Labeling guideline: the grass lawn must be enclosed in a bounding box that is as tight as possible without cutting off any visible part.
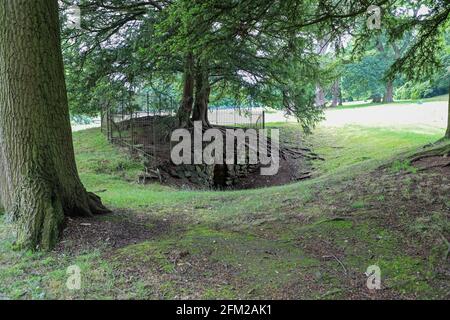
[336,94,449,110]
[0,120,448,300]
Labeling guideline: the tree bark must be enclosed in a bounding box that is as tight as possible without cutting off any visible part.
[331,80,340,107]
[445,86,450,139]
[372,95,382,103]
[383,80,394,103]
[315,85,326,107]
[192,67,211,126]
[0,0,109,251]
[177,53,195,127]
[376,38,394,104]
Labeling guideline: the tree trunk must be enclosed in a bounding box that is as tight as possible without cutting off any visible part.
[192,68,211,126]
[331,80,340,107]
[177,53,195,127]
[315,85,326,107]
[445,87,450,139]
[372,95,382,103]
[314,38,329,108]
[0,0,109,251]
[383,80,394,103]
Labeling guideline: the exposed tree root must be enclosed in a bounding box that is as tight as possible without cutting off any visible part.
[410,144,450,163]
[281,146,325,161]
[67,190,111,218]
[416,161,450,172]
[87,192,112,215]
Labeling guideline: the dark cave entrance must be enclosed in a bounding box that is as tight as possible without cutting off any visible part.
[213,164,228,188]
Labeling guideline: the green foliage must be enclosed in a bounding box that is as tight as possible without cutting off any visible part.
[395,81,433,100]
[395,29,450,100]
[342,52,390,101]
[385,4,449,82]
[343,3,449,104]
[60,0,450,127]
[61,0,395,131]
[70,114,93,125]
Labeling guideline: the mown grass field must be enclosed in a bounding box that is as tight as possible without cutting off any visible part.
[337,94,449,110]
[0,116,449,299]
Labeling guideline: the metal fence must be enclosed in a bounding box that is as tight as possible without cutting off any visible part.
[101,102,265,168]
[208,106,265,128]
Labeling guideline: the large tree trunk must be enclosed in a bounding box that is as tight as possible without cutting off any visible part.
[192,68,211,127]
[376,38,394,104]
[0,0,109,251]
[331,80,340,107]
[177,53,195,127]
[383,80,394,103]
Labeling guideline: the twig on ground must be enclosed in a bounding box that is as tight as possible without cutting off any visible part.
[440,234,450,261]
[323,254,348,275]
[319,288,344,298]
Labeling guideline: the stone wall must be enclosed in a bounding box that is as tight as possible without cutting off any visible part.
[162,162,259,189]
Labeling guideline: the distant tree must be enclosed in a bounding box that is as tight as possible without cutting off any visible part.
[342,53,389,102]
[331,79,343,107]
[374,0,449,138]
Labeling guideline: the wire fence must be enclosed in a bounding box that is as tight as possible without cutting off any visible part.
[101,96,265,168]
[208,106,265,128]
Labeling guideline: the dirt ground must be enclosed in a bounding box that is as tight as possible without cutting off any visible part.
[130,122,318,190]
